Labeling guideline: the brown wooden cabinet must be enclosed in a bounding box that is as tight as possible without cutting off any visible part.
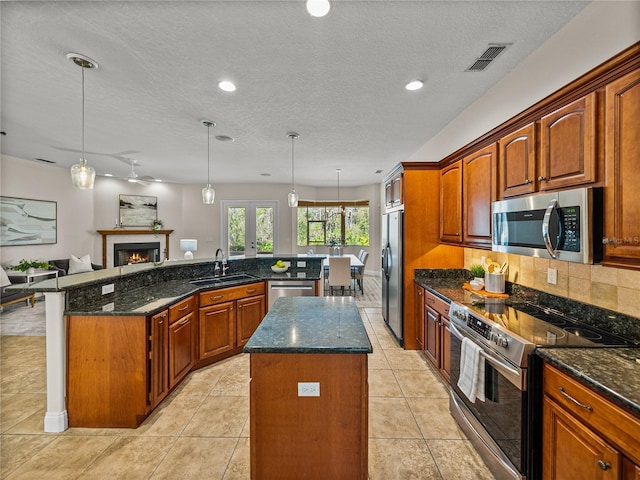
[198,282,266,362]
[463,143,497,246]
[413,283,425,351]
[149,310,169,408]
[499,123,537,198]
[603,69,640,267]
[421,289,452,380]
[543,362,640,480]
[384,168,403,208]
[168,296,197,388]
[539,93,597,191]
[440,160,462,243]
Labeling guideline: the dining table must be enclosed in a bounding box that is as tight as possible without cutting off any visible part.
[322,254,364,295]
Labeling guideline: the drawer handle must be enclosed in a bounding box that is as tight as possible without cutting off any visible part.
[425,297,435,304]
[559,386,593,411]
[178,318,189,326]
[597,460,611,471]
[246,288,257,294]
[178,305,189,311]
[210,295,224,301]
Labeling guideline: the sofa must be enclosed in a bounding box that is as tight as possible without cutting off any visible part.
[49,258,103,276]
[0,266,35,308]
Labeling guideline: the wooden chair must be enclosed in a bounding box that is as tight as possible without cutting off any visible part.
[328,256,353,296]
[352,251,369,294]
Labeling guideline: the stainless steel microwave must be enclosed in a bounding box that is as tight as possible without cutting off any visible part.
[492,187,603,264]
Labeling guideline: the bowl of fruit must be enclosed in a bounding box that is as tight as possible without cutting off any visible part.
[271,260,288,273]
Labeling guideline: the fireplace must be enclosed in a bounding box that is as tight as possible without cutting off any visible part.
[114,242,161,267]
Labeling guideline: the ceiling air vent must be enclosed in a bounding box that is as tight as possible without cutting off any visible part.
[34,158,56,164]
[466,43,511,72]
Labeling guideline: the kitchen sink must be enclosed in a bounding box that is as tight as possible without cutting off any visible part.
[190,273,259,287]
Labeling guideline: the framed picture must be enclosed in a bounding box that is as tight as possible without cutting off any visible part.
[0,196,57,246]
[119,194,158,227]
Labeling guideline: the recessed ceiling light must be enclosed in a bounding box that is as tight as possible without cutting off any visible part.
[405,80,424,91]
[306,0,330,17]
[216,135,235,142]
[218,80,236,92]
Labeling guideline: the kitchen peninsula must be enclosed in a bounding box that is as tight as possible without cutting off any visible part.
[244,296,372,480]
[20,256,324,432]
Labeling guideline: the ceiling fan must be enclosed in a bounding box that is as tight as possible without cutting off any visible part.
[114,159,157,186]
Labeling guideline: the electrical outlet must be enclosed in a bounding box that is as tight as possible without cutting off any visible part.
[547,268,557,285]
[480,256,486,266]
[102,283,115,295]
[102,302,115,312]
[298,382,320,397]
[283,261,291,267]
[297,261,306,268]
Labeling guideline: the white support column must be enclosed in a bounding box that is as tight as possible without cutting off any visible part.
[43,291,68,432]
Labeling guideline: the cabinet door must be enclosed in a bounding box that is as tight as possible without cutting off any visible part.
[149,310,169,408]
[539,93,597,191]
[499,123,536,198]
[463,143,497,246]
[384,180,393,207]
[603,69,640,266]
[414,283,425,351]
[440,316,451,383]
[236,294,266,347]
[543,396,621,480]
[169,312,196,388]
[199,301,235,360]
[623,458,640,480]
[424,305,440,367]
[392,175,403,205]
[440,160,462,243]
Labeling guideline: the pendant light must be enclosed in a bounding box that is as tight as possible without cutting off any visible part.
[336,168,345,214]
[287,132,300,207]
[201,120,216,204]
[67,53,98,190]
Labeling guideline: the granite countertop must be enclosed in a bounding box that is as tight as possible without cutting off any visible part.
[536,347,640,417]
[244,297,373,354]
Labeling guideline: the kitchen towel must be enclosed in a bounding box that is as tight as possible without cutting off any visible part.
[457,337,485,403]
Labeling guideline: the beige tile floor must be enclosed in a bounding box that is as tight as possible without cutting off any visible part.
[1,301,495,479]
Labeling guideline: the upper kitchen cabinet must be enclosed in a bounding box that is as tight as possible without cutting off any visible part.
[498,123,537,198]
[440,160,462,243]
[603,69,640,267]
[463,143,497,247]
[539,93,597,191]
[384,167,403,210]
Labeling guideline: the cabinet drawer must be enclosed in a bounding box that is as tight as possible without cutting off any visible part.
[423,290,450,318]
[543,363,640,464]
[168,295,196,324]
[199,282,265,307]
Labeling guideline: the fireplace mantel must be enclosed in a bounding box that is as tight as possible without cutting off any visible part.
[97,229,174,267]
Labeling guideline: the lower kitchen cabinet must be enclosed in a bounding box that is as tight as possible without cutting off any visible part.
[168,295,197,388]
[198,282,266,363]
[421,286,452,381]
[150,310,170,409]
[414,283,425,351]
[543,362,640,480]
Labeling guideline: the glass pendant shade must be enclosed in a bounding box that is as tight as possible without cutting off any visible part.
[287,190,299,207]
[70,158,96,190]
[202,184,215,204]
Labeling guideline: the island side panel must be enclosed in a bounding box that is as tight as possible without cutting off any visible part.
[249,352,368,480]
[66,315,148,428]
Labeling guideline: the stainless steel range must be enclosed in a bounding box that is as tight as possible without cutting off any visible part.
[448,298,634,480]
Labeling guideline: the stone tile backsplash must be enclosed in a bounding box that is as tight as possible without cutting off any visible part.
[464,248,640,319]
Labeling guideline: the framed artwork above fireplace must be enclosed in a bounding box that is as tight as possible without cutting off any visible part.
[119,195,157,227]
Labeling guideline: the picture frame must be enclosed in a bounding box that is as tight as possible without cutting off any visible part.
[0,196,57,246]
[119,194,158,227]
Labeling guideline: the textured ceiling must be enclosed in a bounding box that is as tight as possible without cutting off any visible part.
[0,1,588,187]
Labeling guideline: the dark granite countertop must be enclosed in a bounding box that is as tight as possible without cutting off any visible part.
[536,347,640,417]
[243,297,373,354]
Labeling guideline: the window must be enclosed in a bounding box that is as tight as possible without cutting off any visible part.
[296,201,369,247]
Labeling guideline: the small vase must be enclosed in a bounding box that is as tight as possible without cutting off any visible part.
[474,276,484,285]
[27,267,36,275]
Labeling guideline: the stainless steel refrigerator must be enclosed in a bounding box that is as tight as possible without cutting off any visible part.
[381,210,403,345]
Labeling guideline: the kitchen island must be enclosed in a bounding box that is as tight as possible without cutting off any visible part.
[244,296,372,480]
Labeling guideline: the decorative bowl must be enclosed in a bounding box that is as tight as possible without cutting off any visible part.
[469,279,484,291]
[271,266,288,273]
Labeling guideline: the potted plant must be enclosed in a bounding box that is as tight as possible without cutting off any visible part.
[13,259,52,274]
[470,264,485,282]
[151,219,163,235]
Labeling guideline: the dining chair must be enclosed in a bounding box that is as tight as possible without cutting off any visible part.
[352,251,369,294]
[328,256,353,296]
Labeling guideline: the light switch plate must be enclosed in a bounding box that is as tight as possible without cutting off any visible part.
[298,382,320,397]
[102,302,115,312]
[102,283,115,295]
[547,268,557,285]
[297,261,306,268]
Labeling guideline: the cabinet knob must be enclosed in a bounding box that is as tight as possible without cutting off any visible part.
[602,237,615,245]
[597,460,611,471]
[525,179,532,184]
[538,176,547,181]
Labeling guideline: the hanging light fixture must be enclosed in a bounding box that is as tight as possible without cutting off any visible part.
[67,53,98,190]
[336,168,344,214]
[287,132,300,207]
[201,120,216,204]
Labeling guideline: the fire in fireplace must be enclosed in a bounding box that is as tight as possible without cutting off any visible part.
[114,242,161,267]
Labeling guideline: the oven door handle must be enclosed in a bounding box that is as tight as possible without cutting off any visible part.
[450,322,522,382]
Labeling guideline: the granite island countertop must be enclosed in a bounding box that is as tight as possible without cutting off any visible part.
[244,296,373,354]
[536,347,640,417]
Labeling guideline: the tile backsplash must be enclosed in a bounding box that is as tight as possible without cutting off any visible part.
[464,248,640,319]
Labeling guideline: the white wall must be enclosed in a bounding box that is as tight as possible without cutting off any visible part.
[409,0,640,162]
[0,154,381,272]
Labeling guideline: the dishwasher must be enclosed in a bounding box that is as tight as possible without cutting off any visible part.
[267,280,317,309]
